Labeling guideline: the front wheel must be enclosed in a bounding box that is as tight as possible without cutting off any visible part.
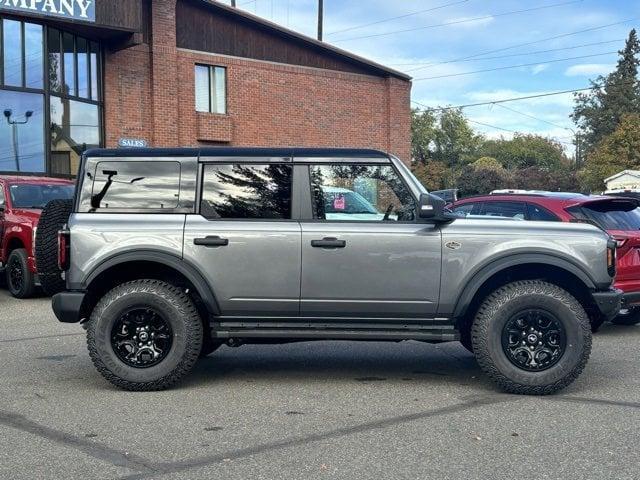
[86,280,203,391]
[6,249,35,298]
[471,280,591,395]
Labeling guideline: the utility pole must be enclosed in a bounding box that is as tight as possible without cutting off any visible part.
[231,0,236,6]
[3,109,33,172]
[317,0,323,41]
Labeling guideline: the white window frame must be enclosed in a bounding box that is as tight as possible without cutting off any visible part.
[195,64,226,114]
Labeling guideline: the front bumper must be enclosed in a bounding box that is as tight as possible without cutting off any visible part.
[592,288,623,321]
[52,291,86,323]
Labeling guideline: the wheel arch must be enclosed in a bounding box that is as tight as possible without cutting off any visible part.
[81,251,220,317]
[452,254,600,325]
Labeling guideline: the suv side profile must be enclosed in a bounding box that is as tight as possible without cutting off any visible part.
[49,148,621,394]
[0,175,75,297]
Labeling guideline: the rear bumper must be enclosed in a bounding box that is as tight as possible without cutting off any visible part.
[592,288,623,321]
[52,291,86,323]
[622,291,640,307]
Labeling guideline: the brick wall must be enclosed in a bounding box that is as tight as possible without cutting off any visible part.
[103,0,412,163]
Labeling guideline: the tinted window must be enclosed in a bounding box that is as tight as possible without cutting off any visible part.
[310,164,415,222]
[482,201,526,220]
[90,161,180,210]
[452,203,476,217]
[573,203,640,230]
[528,204,559,221]
[201,164,292,219]
[9,184,74,209]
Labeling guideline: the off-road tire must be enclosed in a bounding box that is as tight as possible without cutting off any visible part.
[471,280,591,395]
[86,280,203,391]
[6,248,35,298]
[35,199,73,296]
[611,308,640,326]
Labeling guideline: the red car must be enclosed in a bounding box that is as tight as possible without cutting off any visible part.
[0,176,75,298]
[450,191,640,326]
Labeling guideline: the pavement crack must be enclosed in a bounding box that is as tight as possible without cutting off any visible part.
[0,332,84,344]
[119,394,516,480]
[551,396,640,409]
[0,410,157,475]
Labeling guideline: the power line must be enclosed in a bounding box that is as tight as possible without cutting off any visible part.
[413,51,617,81]
[407,18,635,73]
[331,0,583,42]
[492,103,573,131]
[326,0,470,36]
[389,39,623,69]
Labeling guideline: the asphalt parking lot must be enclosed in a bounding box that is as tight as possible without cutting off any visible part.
[1,288,639,480]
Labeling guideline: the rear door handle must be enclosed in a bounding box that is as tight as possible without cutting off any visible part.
[194,236,229,247]
[311,237,346,249]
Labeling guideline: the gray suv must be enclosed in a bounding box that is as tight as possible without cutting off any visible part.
[49,148,621,394]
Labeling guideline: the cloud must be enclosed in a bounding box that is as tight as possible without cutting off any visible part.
[565,63,615,77]
[531,64,549,75]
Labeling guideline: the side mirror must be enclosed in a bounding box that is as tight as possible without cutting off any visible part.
[418,193,452,222]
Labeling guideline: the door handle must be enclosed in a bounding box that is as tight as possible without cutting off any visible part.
[194,236,229,247]
[311,237,346,249]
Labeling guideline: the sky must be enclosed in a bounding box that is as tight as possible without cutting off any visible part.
[227,0,640,151]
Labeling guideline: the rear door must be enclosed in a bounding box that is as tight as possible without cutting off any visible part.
[298,159,441,319]
[183,158,301,317]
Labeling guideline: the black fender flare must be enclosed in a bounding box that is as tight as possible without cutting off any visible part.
[82,250,220,315]
[452,253,598,318]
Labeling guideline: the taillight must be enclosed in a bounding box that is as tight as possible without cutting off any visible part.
[607,239,616,277]
[58,229,70,271]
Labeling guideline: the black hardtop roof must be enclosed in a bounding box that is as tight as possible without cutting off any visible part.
[83,147,390,159]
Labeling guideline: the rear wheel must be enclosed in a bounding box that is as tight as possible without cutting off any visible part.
[35,199,73,296]
[86,279,203,391]
[471,280,591,395]
[6,248,35,298]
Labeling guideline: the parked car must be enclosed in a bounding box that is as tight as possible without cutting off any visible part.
[44,148,620,394]
[603,188,640,201]
[431,188,458,204]
[0,176,75,298]
[450,191,640,326]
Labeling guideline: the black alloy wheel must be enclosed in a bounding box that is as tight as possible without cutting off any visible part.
[110,308,173,368]
[501,309,566,372]
[8,255,24,293]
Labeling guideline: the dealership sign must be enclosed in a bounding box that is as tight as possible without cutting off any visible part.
[0,0,96,22]
[118,138,148,148]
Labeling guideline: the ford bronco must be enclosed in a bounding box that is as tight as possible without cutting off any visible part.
[46,148,621,393]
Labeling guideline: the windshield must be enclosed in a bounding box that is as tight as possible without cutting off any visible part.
[9,184,75,209]
[576,203,640,230]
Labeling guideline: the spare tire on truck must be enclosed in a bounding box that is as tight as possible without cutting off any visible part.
[36,199,73,296]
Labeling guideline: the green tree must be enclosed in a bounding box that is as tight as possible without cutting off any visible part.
[432,109,481,167]
[473,156,502,170]
[579,114,640,191]
[573,29,640,153]
[477,134,569,171]
[411,108,436,163]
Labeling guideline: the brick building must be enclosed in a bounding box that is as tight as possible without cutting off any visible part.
[0,0,411,176]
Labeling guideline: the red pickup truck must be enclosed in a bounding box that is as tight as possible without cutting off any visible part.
[0,176,75,298]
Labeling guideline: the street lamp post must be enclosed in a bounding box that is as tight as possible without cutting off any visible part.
[3,109,33,172]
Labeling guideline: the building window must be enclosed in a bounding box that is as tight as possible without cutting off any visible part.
[195,64,226,114]
[0,16,103,175]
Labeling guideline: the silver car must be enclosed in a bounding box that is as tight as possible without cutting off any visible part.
[47,147,621,394]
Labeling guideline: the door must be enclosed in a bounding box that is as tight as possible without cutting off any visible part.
[299,162,442,318]
[183,161,301,317]
[0,182,6,261]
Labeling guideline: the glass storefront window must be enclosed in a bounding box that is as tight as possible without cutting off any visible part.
[24,23,43,89]
[50,96,100,175]
[48,29,62,93]
[63,32,75,96]
[1,17,102,175]
[3,19,22,86]
[0,90,45,172]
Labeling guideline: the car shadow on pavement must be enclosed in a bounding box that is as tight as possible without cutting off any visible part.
[180,341,493,391]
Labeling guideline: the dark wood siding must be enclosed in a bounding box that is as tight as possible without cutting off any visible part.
[95,0,144,32]
[176,0,391,77]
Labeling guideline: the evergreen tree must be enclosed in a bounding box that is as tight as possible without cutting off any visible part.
[572,29,640,153]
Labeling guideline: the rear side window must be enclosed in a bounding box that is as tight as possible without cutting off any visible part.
[90,161,181,210]
[200,164,293,219]
[481,201,527,220]
[527,204,560,222]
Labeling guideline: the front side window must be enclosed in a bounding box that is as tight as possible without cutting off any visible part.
[201,164,292,219]
[310,164,416,222]
[481,201,527,220]
[452,203,476,217]
[89,161,181,210]
[9,183,74,209]
[195,64,226,114]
